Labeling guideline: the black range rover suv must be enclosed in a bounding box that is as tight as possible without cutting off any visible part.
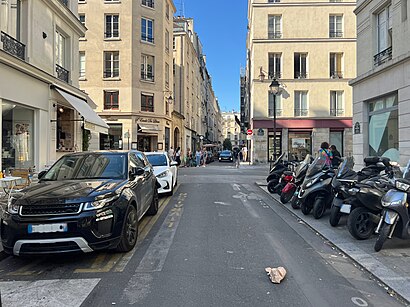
[1,150,159,256]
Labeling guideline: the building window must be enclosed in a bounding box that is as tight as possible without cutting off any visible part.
[141,18,154,43]
[79,51,85,79]
[165,62,170,88]
[79,14,85,26]
[104,90,119,110]
[104,51,119,78]
[374,5,392,66]
[268,15,282,39]
[141,54,154,81]
[173,37,176,50]
[330,53,343,78]
[268,0,280,3]
[55,30,66,68]
[368,93,398,160]
[142,0,154,8]
[268,53,281,79]
[329,15,343,37]
[268,131,282,161]
[330,131,343,156]
[141,93,154,112]
[294,91,308,116]
[288,132,312,161]
[330,91,344,116]
[268,92,282,117]
[105,15,119,38]
[165,30,170,52]
[294,53,307,79]
[78,0,86,3]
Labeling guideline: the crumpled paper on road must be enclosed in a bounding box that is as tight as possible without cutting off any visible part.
[265,266,287,284]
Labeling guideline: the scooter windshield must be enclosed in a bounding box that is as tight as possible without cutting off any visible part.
[337,156,354,178]
[295,154,312,177]
[306,156,327,177]
[403,160,410,180]
[269,152,286,172]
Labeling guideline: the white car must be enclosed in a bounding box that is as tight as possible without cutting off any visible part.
[145,152,178,195]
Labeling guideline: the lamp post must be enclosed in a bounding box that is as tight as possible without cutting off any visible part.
[269,79,283,160]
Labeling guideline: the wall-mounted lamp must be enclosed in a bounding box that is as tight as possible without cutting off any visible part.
[163,91,174,104]
[53,104,64,113]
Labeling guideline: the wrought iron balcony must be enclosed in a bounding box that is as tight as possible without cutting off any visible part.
[1,31,25,61]
[330,71,343,78]
[294,109,308,117]
[294,71,308,79]
[104,70,119,78]
[268,71,282,79]
[329,31,343,38]
[374,47,392,66]
[56,64,69,83]
[268,31,282,39]
[141,34,154,43]
[140,72,154,81]
[330,109,344,116]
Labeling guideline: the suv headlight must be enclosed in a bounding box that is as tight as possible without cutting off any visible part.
[83,193,120,211]
[7,197,20,214]
[157,170,170,178]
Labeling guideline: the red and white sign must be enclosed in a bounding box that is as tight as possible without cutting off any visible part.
[247,129,253,135]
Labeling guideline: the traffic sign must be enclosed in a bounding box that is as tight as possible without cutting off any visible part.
[247,129,253,135]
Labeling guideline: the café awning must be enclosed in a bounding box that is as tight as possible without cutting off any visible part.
[54,88,109,133]
[138,124,160,134]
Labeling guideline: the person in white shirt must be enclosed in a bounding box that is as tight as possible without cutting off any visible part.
[242,146,248,162]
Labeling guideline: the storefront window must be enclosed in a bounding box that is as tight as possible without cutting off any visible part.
[288,131,312,161]
[107,124,123,150]
[2,102,34,171]
[369,93,398,161]
[56,106,75,151]
[268,131,281,161]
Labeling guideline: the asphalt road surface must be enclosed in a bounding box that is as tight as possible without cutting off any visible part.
[0,162,405,306]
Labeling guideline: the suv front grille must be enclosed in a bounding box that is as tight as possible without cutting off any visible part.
[20,203,82,216]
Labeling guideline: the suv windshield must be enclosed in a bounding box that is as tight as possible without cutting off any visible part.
[146,154,168,167]
[42,153,127,181]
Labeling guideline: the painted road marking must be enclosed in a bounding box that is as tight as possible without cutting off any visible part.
[233,192,260,218]
[0,278,100,307]
[7,259,44,276]
[231,183,241,191]
[135,194,185,273]
[214,201,231,206]
[351,297,368,306]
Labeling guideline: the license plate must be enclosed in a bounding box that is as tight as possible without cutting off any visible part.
[28,223,68,234]
[340,204,351,214]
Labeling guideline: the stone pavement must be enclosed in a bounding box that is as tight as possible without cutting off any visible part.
[257,182,410,304]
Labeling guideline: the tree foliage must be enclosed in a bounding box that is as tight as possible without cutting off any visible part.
[223,138,232,151]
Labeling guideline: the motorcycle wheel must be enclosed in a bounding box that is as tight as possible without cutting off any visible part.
[280,190,294,204]
[329,205,342,227]
[374,223,390,252]
[347,207,375,240]
[267,180,278,194]
[301,202,312,215]
[291,195,300,209]
[313,197,326,219]
[275,184,283,195]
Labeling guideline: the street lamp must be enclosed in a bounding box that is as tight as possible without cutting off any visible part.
[269,79,283,160]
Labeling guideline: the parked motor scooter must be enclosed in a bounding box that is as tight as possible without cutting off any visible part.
[281,155,312,204]
[298,156,335,219]
[329,156,387,227]
[266,153,288,193]
[374,161,410,252]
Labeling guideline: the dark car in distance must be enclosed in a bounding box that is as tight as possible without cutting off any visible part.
[219,150,233,162]
[1,151,159,256]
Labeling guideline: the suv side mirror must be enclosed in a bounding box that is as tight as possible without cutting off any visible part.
[129,167,145,180]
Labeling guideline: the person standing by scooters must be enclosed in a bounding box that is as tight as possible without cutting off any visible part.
[318,142,333,167]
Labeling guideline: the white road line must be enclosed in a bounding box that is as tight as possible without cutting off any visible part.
[231,183,241,191]
[0,278,100,307]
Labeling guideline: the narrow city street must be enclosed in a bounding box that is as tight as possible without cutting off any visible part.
[0,163,405,306]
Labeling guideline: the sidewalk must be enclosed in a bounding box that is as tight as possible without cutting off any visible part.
[257,182,410,304]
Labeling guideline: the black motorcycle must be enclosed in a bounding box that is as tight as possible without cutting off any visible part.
[298,156,335,219]
[266,153,288,193]
[374,161,410,252]
[329,156,387,227]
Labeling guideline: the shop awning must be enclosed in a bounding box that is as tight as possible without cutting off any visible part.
[138,124,160,134]
[55,88,109,133]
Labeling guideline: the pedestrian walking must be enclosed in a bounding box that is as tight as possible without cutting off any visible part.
[195,149,201,167]
[175,147,181,166]
[318,142,332,166]
[233,149,240,168]
[168,146,174,160]
[202,148,207,167]
[330,144,342,167]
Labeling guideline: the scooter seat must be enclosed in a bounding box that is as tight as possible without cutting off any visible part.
[283,171,293,176]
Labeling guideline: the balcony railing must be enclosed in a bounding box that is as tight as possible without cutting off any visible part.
[268,31,282,39]
[56,64,69,83]
[374,47,392,67]
[104,103,119,110]
[141,34,154,43]
[104,71,119,78]
[268,71,282,79]
[330,71,343,78]
[142,0,154,8]
[330,109,344,116]
[269,109,282,117]
[104,31,119,38]
[141,72,155,81]
[294,109,308,117]
[329,31,343,38]
[294,71,308,79]
[1,31,25,61]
